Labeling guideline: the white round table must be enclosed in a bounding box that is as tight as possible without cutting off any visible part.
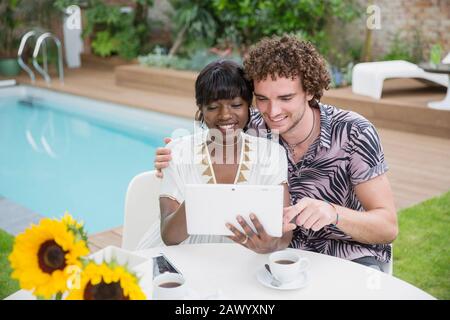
[5,243,435,300]
[137,243,435,300]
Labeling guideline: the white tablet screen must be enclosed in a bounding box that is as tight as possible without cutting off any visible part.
[185,184,283,237]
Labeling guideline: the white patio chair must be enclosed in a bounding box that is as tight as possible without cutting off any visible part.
[122,170,161,251]
[352,60,448,99]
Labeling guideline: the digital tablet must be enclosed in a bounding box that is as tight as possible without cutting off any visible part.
[185,184,283,237]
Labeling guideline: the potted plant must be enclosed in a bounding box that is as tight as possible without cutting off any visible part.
[78,0,153,61]
[0,0,22,76]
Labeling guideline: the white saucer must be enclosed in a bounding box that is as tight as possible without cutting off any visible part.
[256,267,309,290]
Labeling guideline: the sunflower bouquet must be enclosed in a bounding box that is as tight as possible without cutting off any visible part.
[9,213,148,300]
[66,260,146,300]
[9,213,89,299]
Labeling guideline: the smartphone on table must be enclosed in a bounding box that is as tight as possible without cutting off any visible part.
[152,253,182,278]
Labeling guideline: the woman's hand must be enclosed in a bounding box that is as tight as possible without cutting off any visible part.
[226,214,293,254]
[154,137,172,178]
[283,197,337,231]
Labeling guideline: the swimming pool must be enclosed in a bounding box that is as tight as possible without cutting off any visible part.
[0,85,192,233]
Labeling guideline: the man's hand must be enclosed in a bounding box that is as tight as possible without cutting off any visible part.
[283,197,337,232]
[154,137,172,178]
[226,214,293,254]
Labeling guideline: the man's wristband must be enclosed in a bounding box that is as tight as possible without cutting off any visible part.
[333,211,339,226]
[325,200,339,226]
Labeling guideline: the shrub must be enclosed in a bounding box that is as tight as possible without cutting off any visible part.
[382,33,415,63]
[55,0,153,60]
[210,0,361,53]
[138,46,190,70]
[138,46,241,71]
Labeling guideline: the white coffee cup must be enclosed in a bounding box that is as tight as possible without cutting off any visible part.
[269,250,309,284]
[152,273,187,300]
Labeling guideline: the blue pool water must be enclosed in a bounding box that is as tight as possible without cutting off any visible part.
[0,86,192,233]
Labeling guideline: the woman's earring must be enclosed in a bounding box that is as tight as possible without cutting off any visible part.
[195,109,205,129]
[199,113,206,129]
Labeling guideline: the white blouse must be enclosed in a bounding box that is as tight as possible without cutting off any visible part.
[136,130,288,250]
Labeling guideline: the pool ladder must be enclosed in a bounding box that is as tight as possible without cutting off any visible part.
[17,30,64,86]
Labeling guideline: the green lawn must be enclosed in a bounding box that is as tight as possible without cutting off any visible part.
[0,229,19,299]
[0,192,449,299]
[393,191,450,300]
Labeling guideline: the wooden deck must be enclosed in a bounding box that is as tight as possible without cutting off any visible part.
[379,129,450,209]
[88,227,123,253]
[5,65,450,251]
[322,79,450,138]
[10,65,450,138]
[12,66,197,119]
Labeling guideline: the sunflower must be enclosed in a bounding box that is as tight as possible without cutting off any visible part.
[9,214,89,299]
[62,212,85,231]
[66,261,146,300]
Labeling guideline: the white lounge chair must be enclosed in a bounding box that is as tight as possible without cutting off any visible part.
[352,60,449,99]
[122,170,161,251]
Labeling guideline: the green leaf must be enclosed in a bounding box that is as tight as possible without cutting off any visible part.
[91,31,116,57]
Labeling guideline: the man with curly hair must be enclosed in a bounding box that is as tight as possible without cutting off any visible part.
[155,35,397,272]
[242,35,397,272]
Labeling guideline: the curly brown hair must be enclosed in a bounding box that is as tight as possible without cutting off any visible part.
[243,35,331,105]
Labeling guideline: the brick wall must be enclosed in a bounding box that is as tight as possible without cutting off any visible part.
[359,0,450,60]
[78,0,450,62]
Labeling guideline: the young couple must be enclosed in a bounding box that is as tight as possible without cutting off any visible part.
[140,35,398,272]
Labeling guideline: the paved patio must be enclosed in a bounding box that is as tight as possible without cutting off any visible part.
[3,64,449,251]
